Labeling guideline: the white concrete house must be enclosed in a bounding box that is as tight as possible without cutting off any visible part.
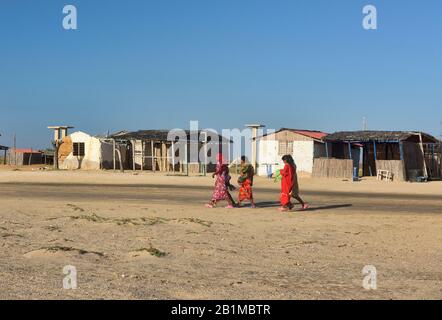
[58,131,126,170]
[256,128,328,176]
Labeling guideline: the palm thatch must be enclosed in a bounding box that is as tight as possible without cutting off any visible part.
[324,131,439,143]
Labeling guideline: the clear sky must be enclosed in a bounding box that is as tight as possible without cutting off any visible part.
[1,0,441,149]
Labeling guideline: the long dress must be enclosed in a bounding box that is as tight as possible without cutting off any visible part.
[239,164,254,202]
[211,163,230,201]
[280,163,294,207]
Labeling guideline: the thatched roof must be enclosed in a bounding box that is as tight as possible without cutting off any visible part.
[110,130,232,144]
[324,131,439,143]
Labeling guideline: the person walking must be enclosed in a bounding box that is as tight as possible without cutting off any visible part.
[237,156,256,208]
[206,153,235,209]
[279,154,309,211]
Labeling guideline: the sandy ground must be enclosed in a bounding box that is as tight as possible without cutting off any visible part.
[0,166,441,300]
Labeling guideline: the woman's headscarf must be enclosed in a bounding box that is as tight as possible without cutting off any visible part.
[217,153,225,164]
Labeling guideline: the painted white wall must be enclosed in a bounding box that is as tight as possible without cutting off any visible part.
[257,140,282,176]
[292,141,314,173]
[257,139,319,176]
[60,131,102,170]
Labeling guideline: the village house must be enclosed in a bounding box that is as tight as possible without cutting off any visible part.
[57,131,127,170]
[110,129,232,174]
[320,131,442,181]
[255,128,331,176]
[6,149,45,166]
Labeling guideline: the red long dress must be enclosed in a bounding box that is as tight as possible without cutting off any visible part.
[279,163,294,206]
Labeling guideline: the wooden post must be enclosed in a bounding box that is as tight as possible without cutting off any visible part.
[325,142,329,158]
[399,142,404,161]
[166,142,169,172]
[185,143,189,176]
[132,140,136,171]
[112,139,116,171]
[419,133,428,177]
[348,142,352,160]
[161,142,166,171]
[141,141,144,172]
[151,140,155,172]
[431,144,435,178]
[373,141,377,161]
[53,140,60,170]
[164,142,167,172]
[13,133,17,166]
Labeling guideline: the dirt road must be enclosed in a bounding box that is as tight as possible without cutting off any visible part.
[1,182,442,214]
[0,177,441,300]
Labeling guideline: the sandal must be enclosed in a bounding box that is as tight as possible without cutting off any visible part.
[299,203,310,211]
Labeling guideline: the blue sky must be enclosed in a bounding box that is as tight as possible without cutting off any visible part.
[0,0,441,149]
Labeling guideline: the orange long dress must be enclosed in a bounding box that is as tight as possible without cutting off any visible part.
[238,164,254,201]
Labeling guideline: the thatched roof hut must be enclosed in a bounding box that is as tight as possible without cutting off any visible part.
[315,131,441,181]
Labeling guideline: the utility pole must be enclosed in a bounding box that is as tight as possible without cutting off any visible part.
[362,117,368,131]
[13,133,16,166]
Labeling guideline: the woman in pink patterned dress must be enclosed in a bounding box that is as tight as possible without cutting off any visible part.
[206,154,235,209]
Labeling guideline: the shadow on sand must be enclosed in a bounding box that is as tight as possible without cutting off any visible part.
[254,201,353,211]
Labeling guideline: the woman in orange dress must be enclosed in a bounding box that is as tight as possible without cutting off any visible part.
[237,156,256,208]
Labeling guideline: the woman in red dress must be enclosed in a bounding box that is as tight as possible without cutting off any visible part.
[279,155,309,211]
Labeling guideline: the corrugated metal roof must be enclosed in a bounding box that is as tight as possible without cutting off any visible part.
[290,129,328,140]
[257,128,328,141]
[12,149,43,154]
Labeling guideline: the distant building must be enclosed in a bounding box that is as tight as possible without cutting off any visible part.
[322,131,442,181]
[57,131,127,170]
[111,129,232,173]
[0,145,9,165]
[7,149,44,165]
[256,128,330,176]
[56,129,230,173]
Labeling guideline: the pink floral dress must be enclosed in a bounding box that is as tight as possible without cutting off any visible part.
[211,163,229,201]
